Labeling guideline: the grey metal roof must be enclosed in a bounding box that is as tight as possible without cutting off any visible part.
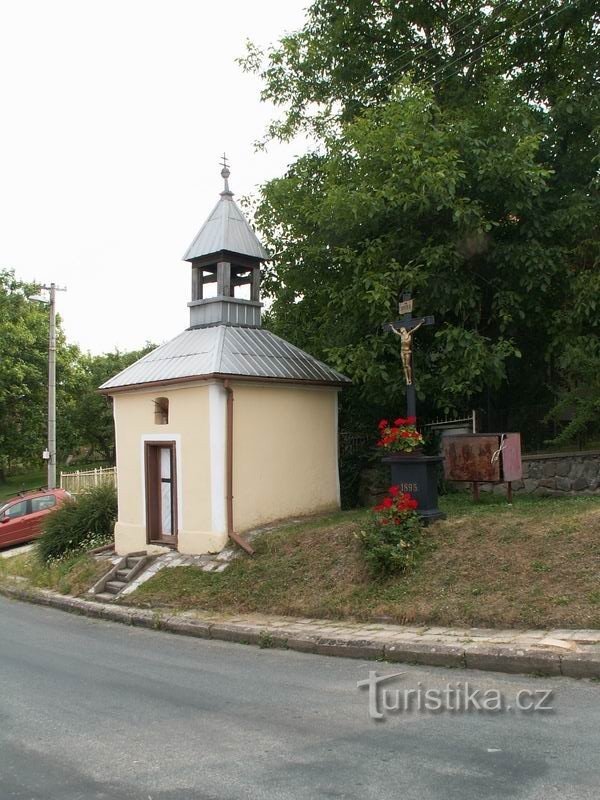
[99,326,351,391]
[183,178,269,262]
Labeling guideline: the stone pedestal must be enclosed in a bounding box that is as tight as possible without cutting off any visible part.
[382,454,445,523]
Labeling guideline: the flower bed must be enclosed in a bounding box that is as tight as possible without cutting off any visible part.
[357,486,424,576]
[376,417,424,454]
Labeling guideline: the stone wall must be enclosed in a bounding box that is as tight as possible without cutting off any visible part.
[359,451,600,506]
[479,450,600,496]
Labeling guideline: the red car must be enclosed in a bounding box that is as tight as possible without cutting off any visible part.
[0,488,71,549]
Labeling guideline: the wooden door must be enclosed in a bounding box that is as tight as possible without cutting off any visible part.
[145,442,177,544]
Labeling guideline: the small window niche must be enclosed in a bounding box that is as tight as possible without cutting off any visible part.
[154,397,169,425]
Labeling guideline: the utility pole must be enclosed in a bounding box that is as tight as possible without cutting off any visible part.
[47,283,57,489]
[32,283,66,489]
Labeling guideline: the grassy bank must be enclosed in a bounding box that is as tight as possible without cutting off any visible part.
[0,469,49,501]
[0,550,107,596]
[127,493,600,629]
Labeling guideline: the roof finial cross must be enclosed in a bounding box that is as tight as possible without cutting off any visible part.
[219,152,232,196]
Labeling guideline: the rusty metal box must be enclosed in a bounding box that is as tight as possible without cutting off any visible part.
[442,433,522,483]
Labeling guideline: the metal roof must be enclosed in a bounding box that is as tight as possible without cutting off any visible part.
[183,168,269,262]
[99,326,351,391]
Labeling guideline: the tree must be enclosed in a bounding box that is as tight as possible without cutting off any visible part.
[242,0,600,439]
[67,346,156,463]
[242,0,599,142]
[0,269,156,478]
[0,270,79,477]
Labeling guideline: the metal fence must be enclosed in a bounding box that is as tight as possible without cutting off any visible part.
[423,411,477,434]
[339,431,372,457]
[340,412,477,457]
[60,466,117,495]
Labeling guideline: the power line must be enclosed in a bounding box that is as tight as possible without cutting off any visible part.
[430,0,577,89]
[421,0,575,89]
[379,3,487,75]
[380,0,515,87]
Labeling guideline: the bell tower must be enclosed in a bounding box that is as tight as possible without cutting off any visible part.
[184,157,269,329]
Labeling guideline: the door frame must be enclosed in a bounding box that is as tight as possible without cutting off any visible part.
[144,440,178,546]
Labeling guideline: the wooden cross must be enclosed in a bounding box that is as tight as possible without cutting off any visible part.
[383,293,435,418]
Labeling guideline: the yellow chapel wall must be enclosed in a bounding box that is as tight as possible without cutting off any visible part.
[231,382,341,532]
[111,383,224,556]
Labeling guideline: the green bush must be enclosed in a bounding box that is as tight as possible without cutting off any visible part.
[38,483,117,563]
[357,487,425,576]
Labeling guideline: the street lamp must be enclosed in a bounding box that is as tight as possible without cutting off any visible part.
[29,283,67,489]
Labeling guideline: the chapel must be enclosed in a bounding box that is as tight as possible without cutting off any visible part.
[100,163,350,555]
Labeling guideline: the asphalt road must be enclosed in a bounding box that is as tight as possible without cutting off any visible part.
[0,596,599,800]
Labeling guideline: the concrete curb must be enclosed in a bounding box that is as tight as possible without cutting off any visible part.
[1,582,599,680]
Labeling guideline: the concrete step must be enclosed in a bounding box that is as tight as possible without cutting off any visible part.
[95,592,115,602]
[105,580,127,594]
[126,556,144,569]
[115,569,132,582]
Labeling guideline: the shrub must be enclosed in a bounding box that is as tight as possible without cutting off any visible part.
[357,487,424,576]
[37,483,117,562]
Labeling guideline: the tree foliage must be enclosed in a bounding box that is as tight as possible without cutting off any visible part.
[242,0,599,143]
[0,270,79,476]
[0,269,155,477]
[68,346,155,463]
[243,0,600,440]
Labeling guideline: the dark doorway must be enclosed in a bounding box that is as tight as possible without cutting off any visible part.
[145,442,177,545]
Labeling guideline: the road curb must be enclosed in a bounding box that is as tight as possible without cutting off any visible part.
[1,582,599,679]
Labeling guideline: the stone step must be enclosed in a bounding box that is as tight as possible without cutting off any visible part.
[126,556,144,569]
[115,569,132,582]
[105,580,127,594]
[95,592,115,603]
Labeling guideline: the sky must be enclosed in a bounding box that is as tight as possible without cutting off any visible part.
[0,0,309,353]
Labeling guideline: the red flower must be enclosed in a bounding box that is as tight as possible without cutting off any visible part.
[382,497,394,508]
[389,485,400,497]
[406,416,416,425]
[378,419,389,430]
[407,498,418,509]
[394,417,407,426]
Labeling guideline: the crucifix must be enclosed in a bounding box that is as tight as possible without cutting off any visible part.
[383,293,435,419]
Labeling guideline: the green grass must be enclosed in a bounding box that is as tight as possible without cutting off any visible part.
[126,492,600,630]
[440,490,600,518]
[0,549,108,596]
[0,468,48,501]
[3,491,599,629]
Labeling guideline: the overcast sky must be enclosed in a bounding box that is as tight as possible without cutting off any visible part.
[0,0,308,353]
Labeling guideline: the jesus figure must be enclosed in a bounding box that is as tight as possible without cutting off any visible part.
[390,321,424,386]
